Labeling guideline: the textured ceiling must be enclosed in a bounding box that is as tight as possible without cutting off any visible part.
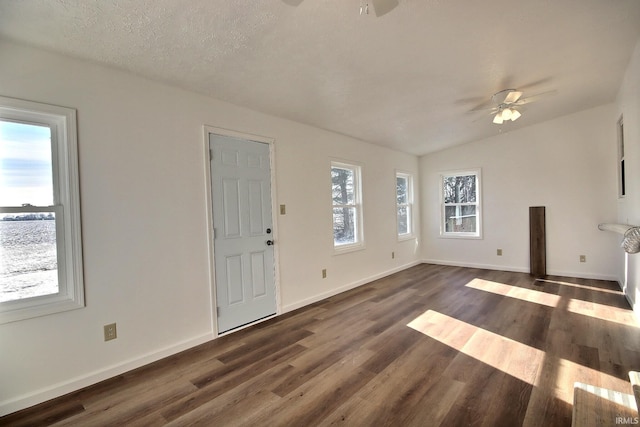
[1,0,639,155]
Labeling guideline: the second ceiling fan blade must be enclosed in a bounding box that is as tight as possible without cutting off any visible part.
[515,90,558,105]
[504,91,523,104]
[371,0,399,17]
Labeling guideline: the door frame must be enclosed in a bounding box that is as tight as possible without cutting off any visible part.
[202,125,281,337]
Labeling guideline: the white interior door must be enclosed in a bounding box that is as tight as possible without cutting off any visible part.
[209,133,277,333]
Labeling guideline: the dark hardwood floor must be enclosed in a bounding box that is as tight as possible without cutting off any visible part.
[3,264,640,426]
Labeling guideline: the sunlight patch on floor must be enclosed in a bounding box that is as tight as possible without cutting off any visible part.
[407,309,631,405]
[465,278,637,327]
[408,309,543,385]
[466,278,560,307]
[536,278,622,295]
[572,382,638,426]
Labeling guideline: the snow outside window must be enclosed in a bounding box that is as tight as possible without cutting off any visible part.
[0,96,84,323]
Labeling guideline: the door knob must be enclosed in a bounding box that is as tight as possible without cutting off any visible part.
[266,240,274,246]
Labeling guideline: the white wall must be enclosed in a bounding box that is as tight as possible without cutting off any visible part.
[616,37,640,308]
[0,39,419,414]
[420,104,621,280]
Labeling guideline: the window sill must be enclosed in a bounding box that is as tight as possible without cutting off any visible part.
[439,231,483,240]
[333,242,366,255]
[0,294,84,324]
[397,234,416,242]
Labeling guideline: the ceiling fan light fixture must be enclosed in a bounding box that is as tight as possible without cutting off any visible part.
[492,107,522,124]
[487,88,542,124]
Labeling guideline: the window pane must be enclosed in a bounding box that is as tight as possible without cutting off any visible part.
[0,120,54,207]
[0,97,84,323]
[396,176,407,204]
[333,207,357,245]
[397,206,408,235]
[0,213,59,302]
[332,167,355,205]
[443,175,476,204]
[444,205,476,233]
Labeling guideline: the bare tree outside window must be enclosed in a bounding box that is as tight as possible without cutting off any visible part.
[440,170,482,238]
[331,162,362,249]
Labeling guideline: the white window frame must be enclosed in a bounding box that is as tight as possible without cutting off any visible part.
[331,160,364,253]
[0,96,84,323]
[396,171,414,240]
[439,168,482,239]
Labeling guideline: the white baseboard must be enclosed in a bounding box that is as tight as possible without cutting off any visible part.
[283,259,619,316]
[422,259,618,282]
[422,258,529,274]
[545,269,618,282]
[282,260,422,313]
[0,332,214,416]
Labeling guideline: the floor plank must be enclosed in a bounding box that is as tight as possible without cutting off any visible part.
[3,264,640,426]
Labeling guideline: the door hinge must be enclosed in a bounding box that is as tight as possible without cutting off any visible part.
[209,149,214,161]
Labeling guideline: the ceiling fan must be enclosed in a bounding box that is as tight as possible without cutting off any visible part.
[282,0,399,17]
[486,89,555,124]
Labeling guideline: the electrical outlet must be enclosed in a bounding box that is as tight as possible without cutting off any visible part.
[392,251,395,259]
[104,323,117,341]
[322,269,327,278]
[580,255,586,263]
[497,249,503,256]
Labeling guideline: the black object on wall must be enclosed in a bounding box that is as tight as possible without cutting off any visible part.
[529,206,546,278]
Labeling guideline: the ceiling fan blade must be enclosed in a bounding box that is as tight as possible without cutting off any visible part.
[514,90,557,105]
[469,104,493,112]
[468,98,500,112]
[504,91,522,104]
[371,0,399,17]
[282,0,304,6]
